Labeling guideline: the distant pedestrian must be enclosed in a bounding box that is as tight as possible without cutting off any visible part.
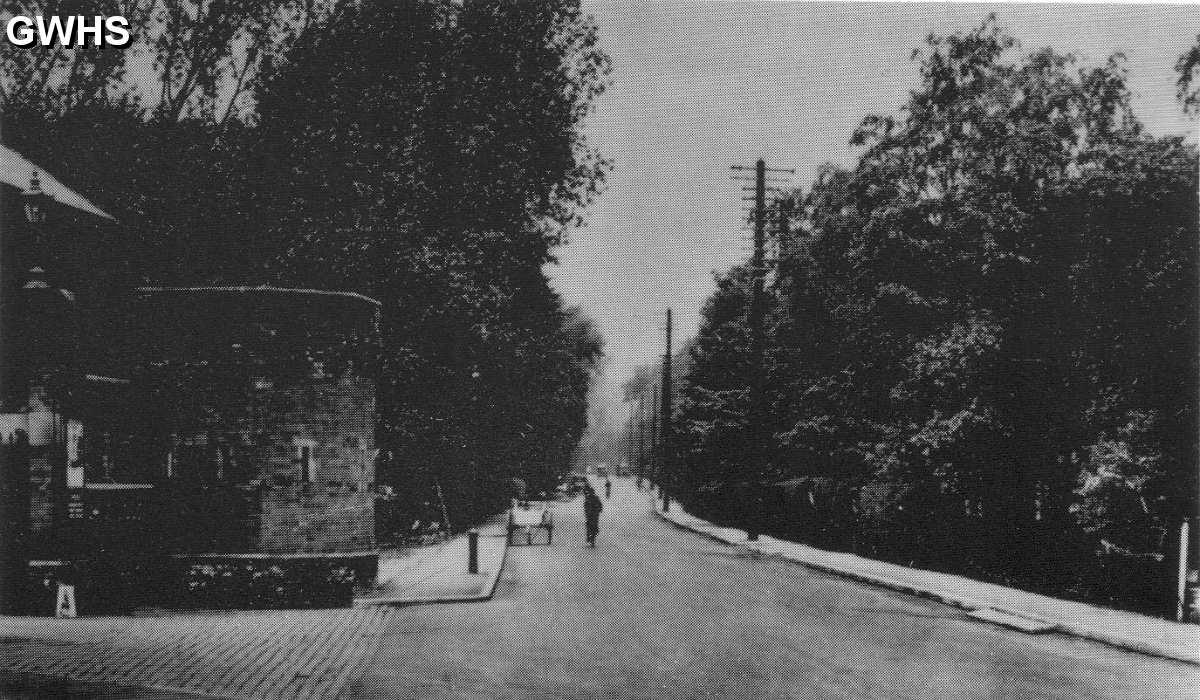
[604,478,612,500]
[583,482,603,546]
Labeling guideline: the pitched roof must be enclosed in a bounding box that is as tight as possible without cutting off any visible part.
[1,144,116,221]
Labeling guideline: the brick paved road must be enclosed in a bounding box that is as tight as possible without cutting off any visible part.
[0,605,391,699]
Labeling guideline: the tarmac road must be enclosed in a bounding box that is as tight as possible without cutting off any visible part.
[350,478,1200,699]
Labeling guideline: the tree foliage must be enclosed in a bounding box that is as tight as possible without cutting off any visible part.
[1,1,331,122]
[250,0,609,523]
[669,16,1197,613]
[1176,34,1200,116]
[1,1,333,289]
[3,0,609,531]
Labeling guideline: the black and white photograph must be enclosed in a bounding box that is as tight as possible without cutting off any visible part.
[0,1,1197,697]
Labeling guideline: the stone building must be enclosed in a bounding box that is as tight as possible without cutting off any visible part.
[64,287,382,565]
[1,150,382,610]
[8,285,382,611]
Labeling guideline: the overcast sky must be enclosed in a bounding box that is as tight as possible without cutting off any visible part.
[548,1,1198,428]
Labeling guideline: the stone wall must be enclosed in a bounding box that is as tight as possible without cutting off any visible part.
[24,374,381,559]
[256,486,375,554]
[198,375,377,554]
[255,376,375,489]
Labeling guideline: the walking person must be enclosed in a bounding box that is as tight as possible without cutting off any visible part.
[604,478,612,500]
[583,481,603,547]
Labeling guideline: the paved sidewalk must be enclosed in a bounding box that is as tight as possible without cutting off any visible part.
[0,513,511,698]
[0,605,393,699]
[653,493,1200,666]
[355,513,509,606]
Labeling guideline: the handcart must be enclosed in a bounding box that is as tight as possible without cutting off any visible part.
[508,499,554,545]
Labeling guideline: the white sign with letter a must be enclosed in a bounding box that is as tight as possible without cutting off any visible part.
[55,584,77,618]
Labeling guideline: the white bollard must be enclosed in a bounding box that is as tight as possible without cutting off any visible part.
[55,583,77,618]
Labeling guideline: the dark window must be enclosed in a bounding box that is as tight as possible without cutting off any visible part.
[298,444,315,483]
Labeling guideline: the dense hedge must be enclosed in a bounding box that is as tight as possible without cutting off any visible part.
[20,557,368,615]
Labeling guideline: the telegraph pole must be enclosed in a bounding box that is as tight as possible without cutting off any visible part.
[650,383,659,484]
[660,308,673,512]
[749,160,766,414]
[628,410,638,475]
[746,162,767,540]
[639,391,648,489]
[731,160,793,540]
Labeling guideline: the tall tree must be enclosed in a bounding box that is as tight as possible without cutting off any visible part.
[1,1,329,121]
[676,266,756,495]
[846,18,1197,565]
[1,0,331,289]
[680,17,1198,605]
[253,0,610,526]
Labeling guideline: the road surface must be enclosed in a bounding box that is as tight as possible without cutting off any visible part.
[350,478,1199,699]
